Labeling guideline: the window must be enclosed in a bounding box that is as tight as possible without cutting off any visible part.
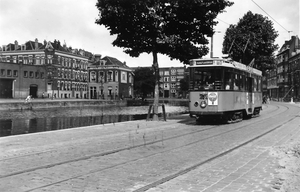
[28,56,33,64]
[1,69,5,76]
[24,71,28,78]
[164,71,169,75]
[13,70,18,77]
[23,56,28,64]
[121,71,127,83]
[35,72,39,78]
[253,78,257,92]
[13,56,17,63]
[41,72,45,79]
[7,70,12,76]
[35,56,40,65]
[41,56,45,65]
[90,71,96,82]
[99,71,104,82]
[115,71,118,82]
[18,56,23,64]
[47,55,53,64]
[171,69,176,75]
[164,77,169,82]
[171,76,176,81]
[129,73,132,83]
[190,67,223,91]
[29,71,34,78]
[108,71,113,81]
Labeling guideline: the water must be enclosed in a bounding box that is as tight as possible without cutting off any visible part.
[0,105,188,137]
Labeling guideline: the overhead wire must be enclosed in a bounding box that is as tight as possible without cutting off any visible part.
[250,0,290,32]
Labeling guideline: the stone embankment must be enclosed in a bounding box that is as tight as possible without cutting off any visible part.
[0,99,127,111]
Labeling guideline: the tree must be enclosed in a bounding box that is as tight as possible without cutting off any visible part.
[95,0,233,120]
[134,67,156,99]
[222,11,279,73]
[179,75,189,97]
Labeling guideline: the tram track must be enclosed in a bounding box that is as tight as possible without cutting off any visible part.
[0,103,295,191]
[0,104,279,162]
[0,105,282,172]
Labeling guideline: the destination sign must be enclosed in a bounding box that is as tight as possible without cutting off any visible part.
[195,60,213,65]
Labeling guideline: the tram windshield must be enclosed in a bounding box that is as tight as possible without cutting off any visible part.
[189,67,262,92]
[189,67,223,91]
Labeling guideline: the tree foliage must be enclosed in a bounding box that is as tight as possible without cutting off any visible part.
[95,0,233,63]
[222,11,279,72]
[133,67,156,98]
[95,0,233,119]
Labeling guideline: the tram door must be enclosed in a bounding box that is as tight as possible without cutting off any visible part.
[247,77,253,114]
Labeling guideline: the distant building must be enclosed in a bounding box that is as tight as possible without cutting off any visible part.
[266,35,300,101]
[131,65,187,98]
[0,38,133,100]
[159,67,186,98]
[88,55,134,100]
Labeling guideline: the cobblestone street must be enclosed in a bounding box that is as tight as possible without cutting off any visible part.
[0,102,299,192]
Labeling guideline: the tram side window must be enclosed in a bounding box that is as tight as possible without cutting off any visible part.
[233,74,239,90]
[253,78,257,92]
[224,72,233,90]
[239,74,245,91]
[214,69,222,90]
[257,77,262,92]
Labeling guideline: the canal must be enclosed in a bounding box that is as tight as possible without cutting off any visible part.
[0,104,188,137]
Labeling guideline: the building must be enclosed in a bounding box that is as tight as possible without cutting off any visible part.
[159,66,186,98]
[266,68,278,99]
[0,38,90,99]
[0,61,46,98]
[288,37,300,101]
[266,35,300,101]
[88,55,134,100]
[0,38,134,100]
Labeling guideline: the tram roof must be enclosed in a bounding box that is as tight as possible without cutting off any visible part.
[189,58,262,76]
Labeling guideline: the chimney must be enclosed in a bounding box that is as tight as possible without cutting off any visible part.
[14,40,18,50]
[94,54,101,62]
[35,38,38,50]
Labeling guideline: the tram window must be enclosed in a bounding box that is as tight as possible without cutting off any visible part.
[214,69,222,90]
[233,74,239,90]
[253,78,257,92]
[258,78,261,92]
[240,74,245,91]
[191,68,216,90]
[224,72,233,90]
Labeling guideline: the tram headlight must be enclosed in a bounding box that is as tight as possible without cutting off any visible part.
[194,102,199,107]
[200,101,207,108]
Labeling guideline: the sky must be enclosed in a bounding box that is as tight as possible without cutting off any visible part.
[0,0,299,68]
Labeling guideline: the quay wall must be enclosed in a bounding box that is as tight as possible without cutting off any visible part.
[0,100,127,111]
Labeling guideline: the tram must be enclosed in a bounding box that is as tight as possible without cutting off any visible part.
[188,58,262,123]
